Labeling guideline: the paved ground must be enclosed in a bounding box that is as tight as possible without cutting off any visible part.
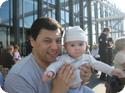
[86,72,125,93]
[86,72,106,93]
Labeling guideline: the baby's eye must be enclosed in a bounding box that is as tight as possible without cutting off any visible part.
[79,43,84,46]
[71,44,75,47]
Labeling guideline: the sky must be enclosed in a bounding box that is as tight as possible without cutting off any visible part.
[112,0,125,13]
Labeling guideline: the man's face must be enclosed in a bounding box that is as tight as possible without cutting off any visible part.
[31,28,62,67]
[105,31,110,35]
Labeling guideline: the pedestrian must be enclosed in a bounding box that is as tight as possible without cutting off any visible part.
[13,44,21,62]
[105,36,125,93]
[1,45,15,77]
[91,43,100,60]
[2,45,15,69]
[43,26,124,93]
[98,27,111,80]
[4,17,93,93]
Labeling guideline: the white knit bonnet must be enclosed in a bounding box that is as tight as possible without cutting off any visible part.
[64,26,87,43]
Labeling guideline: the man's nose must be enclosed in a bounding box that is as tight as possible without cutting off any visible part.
[50,41,58,49]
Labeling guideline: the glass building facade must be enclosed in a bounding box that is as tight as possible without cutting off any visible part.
[0,0,125,55]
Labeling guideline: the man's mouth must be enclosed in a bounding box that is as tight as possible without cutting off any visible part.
[48,52,58,57]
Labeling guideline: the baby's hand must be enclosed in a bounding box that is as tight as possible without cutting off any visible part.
[47,71,54,78]
[111,68,125,78]
[42,71,55,81]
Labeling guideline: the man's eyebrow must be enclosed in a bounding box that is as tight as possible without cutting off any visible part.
[43,37,61,40]
[44,37,51,39]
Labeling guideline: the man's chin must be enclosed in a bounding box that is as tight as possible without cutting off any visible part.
[48,57,56,63]
[49,54,57,60]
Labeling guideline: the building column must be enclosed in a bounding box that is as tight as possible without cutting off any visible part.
[68,0,74,26]
[37,0,43,18]
[79,0,84,29]
[87,0,92,48]
[94,1,99,43]
[55,0,61,23]
[13,0,20,44]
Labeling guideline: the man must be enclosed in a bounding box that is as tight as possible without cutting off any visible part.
[98,27,111,80]
[4,17,93,93]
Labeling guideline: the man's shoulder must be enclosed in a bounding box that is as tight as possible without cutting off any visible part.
[5,54,43,87]
[9,54,37,76]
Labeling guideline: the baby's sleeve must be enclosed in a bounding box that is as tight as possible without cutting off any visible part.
[46,56,65,75]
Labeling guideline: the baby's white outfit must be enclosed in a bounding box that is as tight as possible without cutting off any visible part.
[46,53,113,87]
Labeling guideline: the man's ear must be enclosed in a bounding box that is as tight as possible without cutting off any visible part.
[30,38,35,48]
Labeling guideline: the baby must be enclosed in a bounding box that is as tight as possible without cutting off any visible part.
[43,26,125,88]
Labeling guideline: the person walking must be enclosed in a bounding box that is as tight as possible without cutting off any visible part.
[13,44,21,62]
[98,27,111,80]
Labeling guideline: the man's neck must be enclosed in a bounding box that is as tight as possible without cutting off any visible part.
[32,52,49,69]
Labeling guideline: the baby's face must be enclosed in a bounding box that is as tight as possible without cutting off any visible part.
[64,41,87,58]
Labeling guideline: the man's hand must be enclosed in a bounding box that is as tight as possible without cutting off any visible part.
[80,63,92,84]
[51,63,75,93]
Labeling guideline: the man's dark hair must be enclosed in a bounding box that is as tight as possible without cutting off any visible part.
[30,17,63,40]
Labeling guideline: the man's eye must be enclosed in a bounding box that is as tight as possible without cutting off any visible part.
[56,39,61,44]
[44,40,51,43]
